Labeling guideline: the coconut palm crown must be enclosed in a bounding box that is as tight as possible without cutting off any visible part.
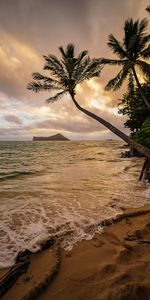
[27,44,101,102]
[100,18,150,110]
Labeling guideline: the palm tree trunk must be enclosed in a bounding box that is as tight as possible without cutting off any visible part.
[70,94,150,160]
[132,67,150,110]
[139,158,148,181]
[144,159,150,181]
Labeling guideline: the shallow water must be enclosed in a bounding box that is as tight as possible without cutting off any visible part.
[0,140,149,268]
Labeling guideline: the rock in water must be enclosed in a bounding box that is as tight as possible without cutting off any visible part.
[33,133,70,141]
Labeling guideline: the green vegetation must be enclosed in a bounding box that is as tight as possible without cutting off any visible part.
[118,82,150,134]
[133,117,150,148]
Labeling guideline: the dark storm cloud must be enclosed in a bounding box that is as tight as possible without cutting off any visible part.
[0,0,148,55]
[0,0,89,53]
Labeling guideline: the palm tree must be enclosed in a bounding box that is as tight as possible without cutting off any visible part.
[100,18,150,110]
[27,44,150,161]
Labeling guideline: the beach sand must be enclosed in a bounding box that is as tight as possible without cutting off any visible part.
[1,204,150,300]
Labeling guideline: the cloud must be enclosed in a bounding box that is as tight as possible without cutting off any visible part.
[4,114,22,125]
[0,32,42,98]
[0,0,149,140]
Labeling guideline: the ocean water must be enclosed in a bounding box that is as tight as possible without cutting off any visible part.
[0,140,150,268]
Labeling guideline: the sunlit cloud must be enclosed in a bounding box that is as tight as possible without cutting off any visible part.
[0,31,42,98]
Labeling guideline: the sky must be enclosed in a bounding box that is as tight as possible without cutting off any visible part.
[0,0,149,141]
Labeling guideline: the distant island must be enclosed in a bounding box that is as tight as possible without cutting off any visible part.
[33,133,70,141]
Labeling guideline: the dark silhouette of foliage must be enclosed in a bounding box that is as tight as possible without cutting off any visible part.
[118,82,150,133]
[133,117,150,148]
[100,18,150,110]
[146,5,150,14]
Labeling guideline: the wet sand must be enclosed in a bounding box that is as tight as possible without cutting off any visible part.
[1,204,150,300]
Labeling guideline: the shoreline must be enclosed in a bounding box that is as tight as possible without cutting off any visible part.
[1,203,150,300]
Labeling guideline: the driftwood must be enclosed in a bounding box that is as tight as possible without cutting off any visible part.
[0,239,55,298]
[21,242,61,300]
[124,231,150,244]
[125,237,150,244]
[0,250,30,298]
[0,238,62,300]
[100,209,150,227]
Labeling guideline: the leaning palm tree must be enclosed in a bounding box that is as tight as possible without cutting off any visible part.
[27,44,150,162]
[100,18,150,110]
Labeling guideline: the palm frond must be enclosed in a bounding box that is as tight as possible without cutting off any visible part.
[74,58,102,85]
[66,43,75,57]
[44,55,64,70]
[83,59,102,79]
[44,64,66,80]
[75,50,88,66]
[136,60,150,78]
[32,72,60,85]
[139,18,148,34]
[59,45,77,77]
[32,72,62,89]
[72,56,90,83]
[59,44,75,64]
[108,34,127,59]
[146,5,150,14]
[59,46,67,60]
[105,63,130,91]
[129,35,150,59]
[32,72,46,81]
[100,58,126,66]
[46,90,67,103]
[124,18,150,56]
[105,73,122,91]
[136,36,150,56]
[43,54,66,80]
[124,19,134,49]
[27,81,59,93]
[140,44,150,58]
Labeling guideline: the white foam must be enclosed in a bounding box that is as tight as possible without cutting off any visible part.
[0,199,122,268]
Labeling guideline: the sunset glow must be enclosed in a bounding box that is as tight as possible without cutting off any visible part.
[0,0,149,140]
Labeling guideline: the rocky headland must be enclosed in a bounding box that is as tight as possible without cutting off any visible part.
[33,133,70,141]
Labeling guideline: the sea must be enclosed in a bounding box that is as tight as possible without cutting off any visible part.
[0,140,150,268]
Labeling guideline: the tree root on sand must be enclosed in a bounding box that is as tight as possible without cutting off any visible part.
[21,242,61,300]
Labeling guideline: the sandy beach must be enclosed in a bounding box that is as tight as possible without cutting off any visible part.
[1,204,150,300]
